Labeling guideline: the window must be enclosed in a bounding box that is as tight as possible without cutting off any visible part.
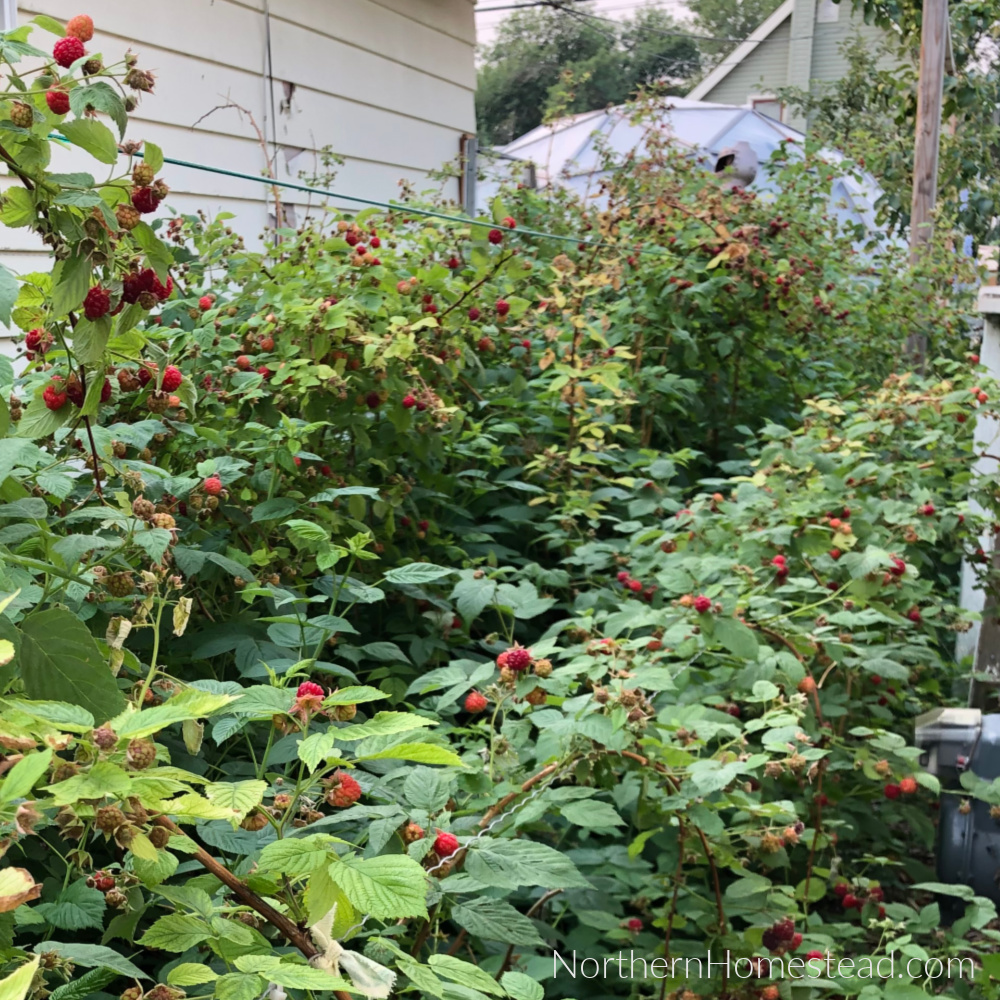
[749,95,784,122]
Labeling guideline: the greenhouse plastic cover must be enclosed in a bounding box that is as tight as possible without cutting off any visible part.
[478,98,883,235]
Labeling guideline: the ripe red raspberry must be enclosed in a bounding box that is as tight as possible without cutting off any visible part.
[259,336,275,351]
[487,228,503,245]
[43,382,68,410]
[45,89,70,115]
[100,378,112,402]
[805,950,825,962]
[693,595,712,613]
[626,917,642,932]
[502,216,516,229]
[920,503,935,516]
[131,185,161,214]
[842,893,861,910]
[899,776,918,794]
[151,273,172,301]
[235,355,251,370]
[321,464,332,476]
[433,830,460,858]
[297,680,324,699]
[370,236,381,248]
[868,886,884,902]
[326,771,362,808]
[203,476,223,496]
[503,645,532,672]
[366,391,381,409]
[345,231,359,246]
[520,339,531,349]
[447,256,461,269]
[883,783,901,799]
[402,394,417,409]
[889,556,906,576]
[198,295,213,311]
[257,365,270,376]
[53,36,86,68]
[832,882,849,898]
[616,570,630,583]
[65,14,95,41]
[771,555,786,567]
[83,286,110,320]
[496,299,510,317]
[468,307,481,321]
[160,365,182,392]
[25,329,44,351]
[627,579,642,593]
[906,607,922,624]
[464,690,488,713]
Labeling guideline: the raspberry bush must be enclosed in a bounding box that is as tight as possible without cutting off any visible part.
[0,14,997,1000]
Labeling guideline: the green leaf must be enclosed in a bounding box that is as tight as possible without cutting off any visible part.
[357,743,464,767]
[0,956,39,1000]
[297,731,346,772]
[72,317,112,366]
[284,518,329,543]
[113,689,237,739]
[168,964,219,987]
[465,839,591,890]
[143,142,164,174]
[69,82,127,138]
[560,799,624,829]
[0,265,18,327]
[326,685,386,705]
[204,779,267,825]
[33,941,147,980]
[428,955,505,995]
[384,563,453,585]
[59,119,118,164]
[50,252,91,318]
[0,748,52,802]
[213,973,265,1000]
[712,616,759,660]
[312,486,380,501]
[450,898,543,946]
[251,497,299,522]
[19,609,125,722]
[331,855,428,919]
[48,968,118,1000]
[501,971,544,1000]
[131,223,173,280]
[46,762,130,804]
[14,396,69,439]
[0,187,35,227]
[335,712,436,741]
[139,913,212,952]
[258,834,339,877]
[34,881,105,931]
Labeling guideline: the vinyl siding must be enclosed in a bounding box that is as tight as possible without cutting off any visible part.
[0,0,475,327]
[811,7,897,87]
[700,20,792,106]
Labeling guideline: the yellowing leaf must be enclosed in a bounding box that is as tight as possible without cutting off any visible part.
[0,867,40,912]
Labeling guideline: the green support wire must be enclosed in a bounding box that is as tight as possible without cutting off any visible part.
[47,131,671,258]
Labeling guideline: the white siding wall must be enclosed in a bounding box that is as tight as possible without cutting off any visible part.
[0,0,476,355]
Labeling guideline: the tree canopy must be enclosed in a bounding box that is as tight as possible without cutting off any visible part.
[476,7,701,146]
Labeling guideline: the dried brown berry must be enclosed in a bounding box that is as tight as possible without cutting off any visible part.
[95,804,126,834]
[106,572,134,598]
[126,738,156,770]
[149,825,171,849]
[132,497,156,520]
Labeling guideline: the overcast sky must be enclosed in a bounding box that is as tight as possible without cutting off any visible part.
[475,0,694,49]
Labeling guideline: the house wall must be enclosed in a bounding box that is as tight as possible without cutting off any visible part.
[699,20,792,107]
[0,0,477,355]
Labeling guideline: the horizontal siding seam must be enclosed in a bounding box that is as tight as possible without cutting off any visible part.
[209,0,475,92]
[365,0,476,48]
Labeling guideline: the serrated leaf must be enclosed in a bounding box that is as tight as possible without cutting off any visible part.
[335,712,435,741]
[168,964,219,987]
[139,913,211,951]
[251,497,299,523]
[326,685,386,705]
[113,689,237,738]
[143,142,164,174]
[358,743,464,767]
[384,563,452,585]
[465,839,591,890]
[429,956,504,995]
[59,118,118,164]
[69,82,127,138]
[0,748,51,803]
[500,971,543,1000]
[49,967,118,1000]
[214,973,265,1000]
[19,608,125,722]
[560,799,624,829]
[34,941,147,980]
[258,834,339,877]
[331,855,428,919]
[204,779,267,825]
[712,616,759,660]
[46,762,130,805]
[450,898,543,946]
[34,881,104,931]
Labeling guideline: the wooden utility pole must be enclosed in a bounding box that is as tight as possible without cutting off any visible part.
[909,0,950,259]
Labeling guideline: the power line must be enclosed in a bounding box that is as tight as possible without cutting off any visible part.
[548,0,746,42]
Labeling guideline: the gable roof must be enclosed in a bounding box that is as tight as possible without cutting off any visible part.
[688,0,794,100]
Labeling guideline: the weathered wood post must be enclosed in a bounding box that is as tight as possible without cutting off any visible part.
[958,285,1000,707]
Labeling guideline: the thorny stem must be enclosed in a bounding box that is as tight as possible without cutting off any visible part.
[660,819,686,1000]
[137,594,167,706]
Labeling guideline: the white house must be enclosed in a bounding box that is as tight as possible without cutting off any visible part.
[0,0,476,294]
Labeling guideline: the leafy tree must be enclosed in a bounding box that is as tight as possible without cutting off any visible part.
[476,7,700,146]
[690,0,784,62]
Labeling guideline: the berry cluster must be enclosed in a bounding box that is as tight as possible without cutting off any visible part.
[761,917,802,954]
